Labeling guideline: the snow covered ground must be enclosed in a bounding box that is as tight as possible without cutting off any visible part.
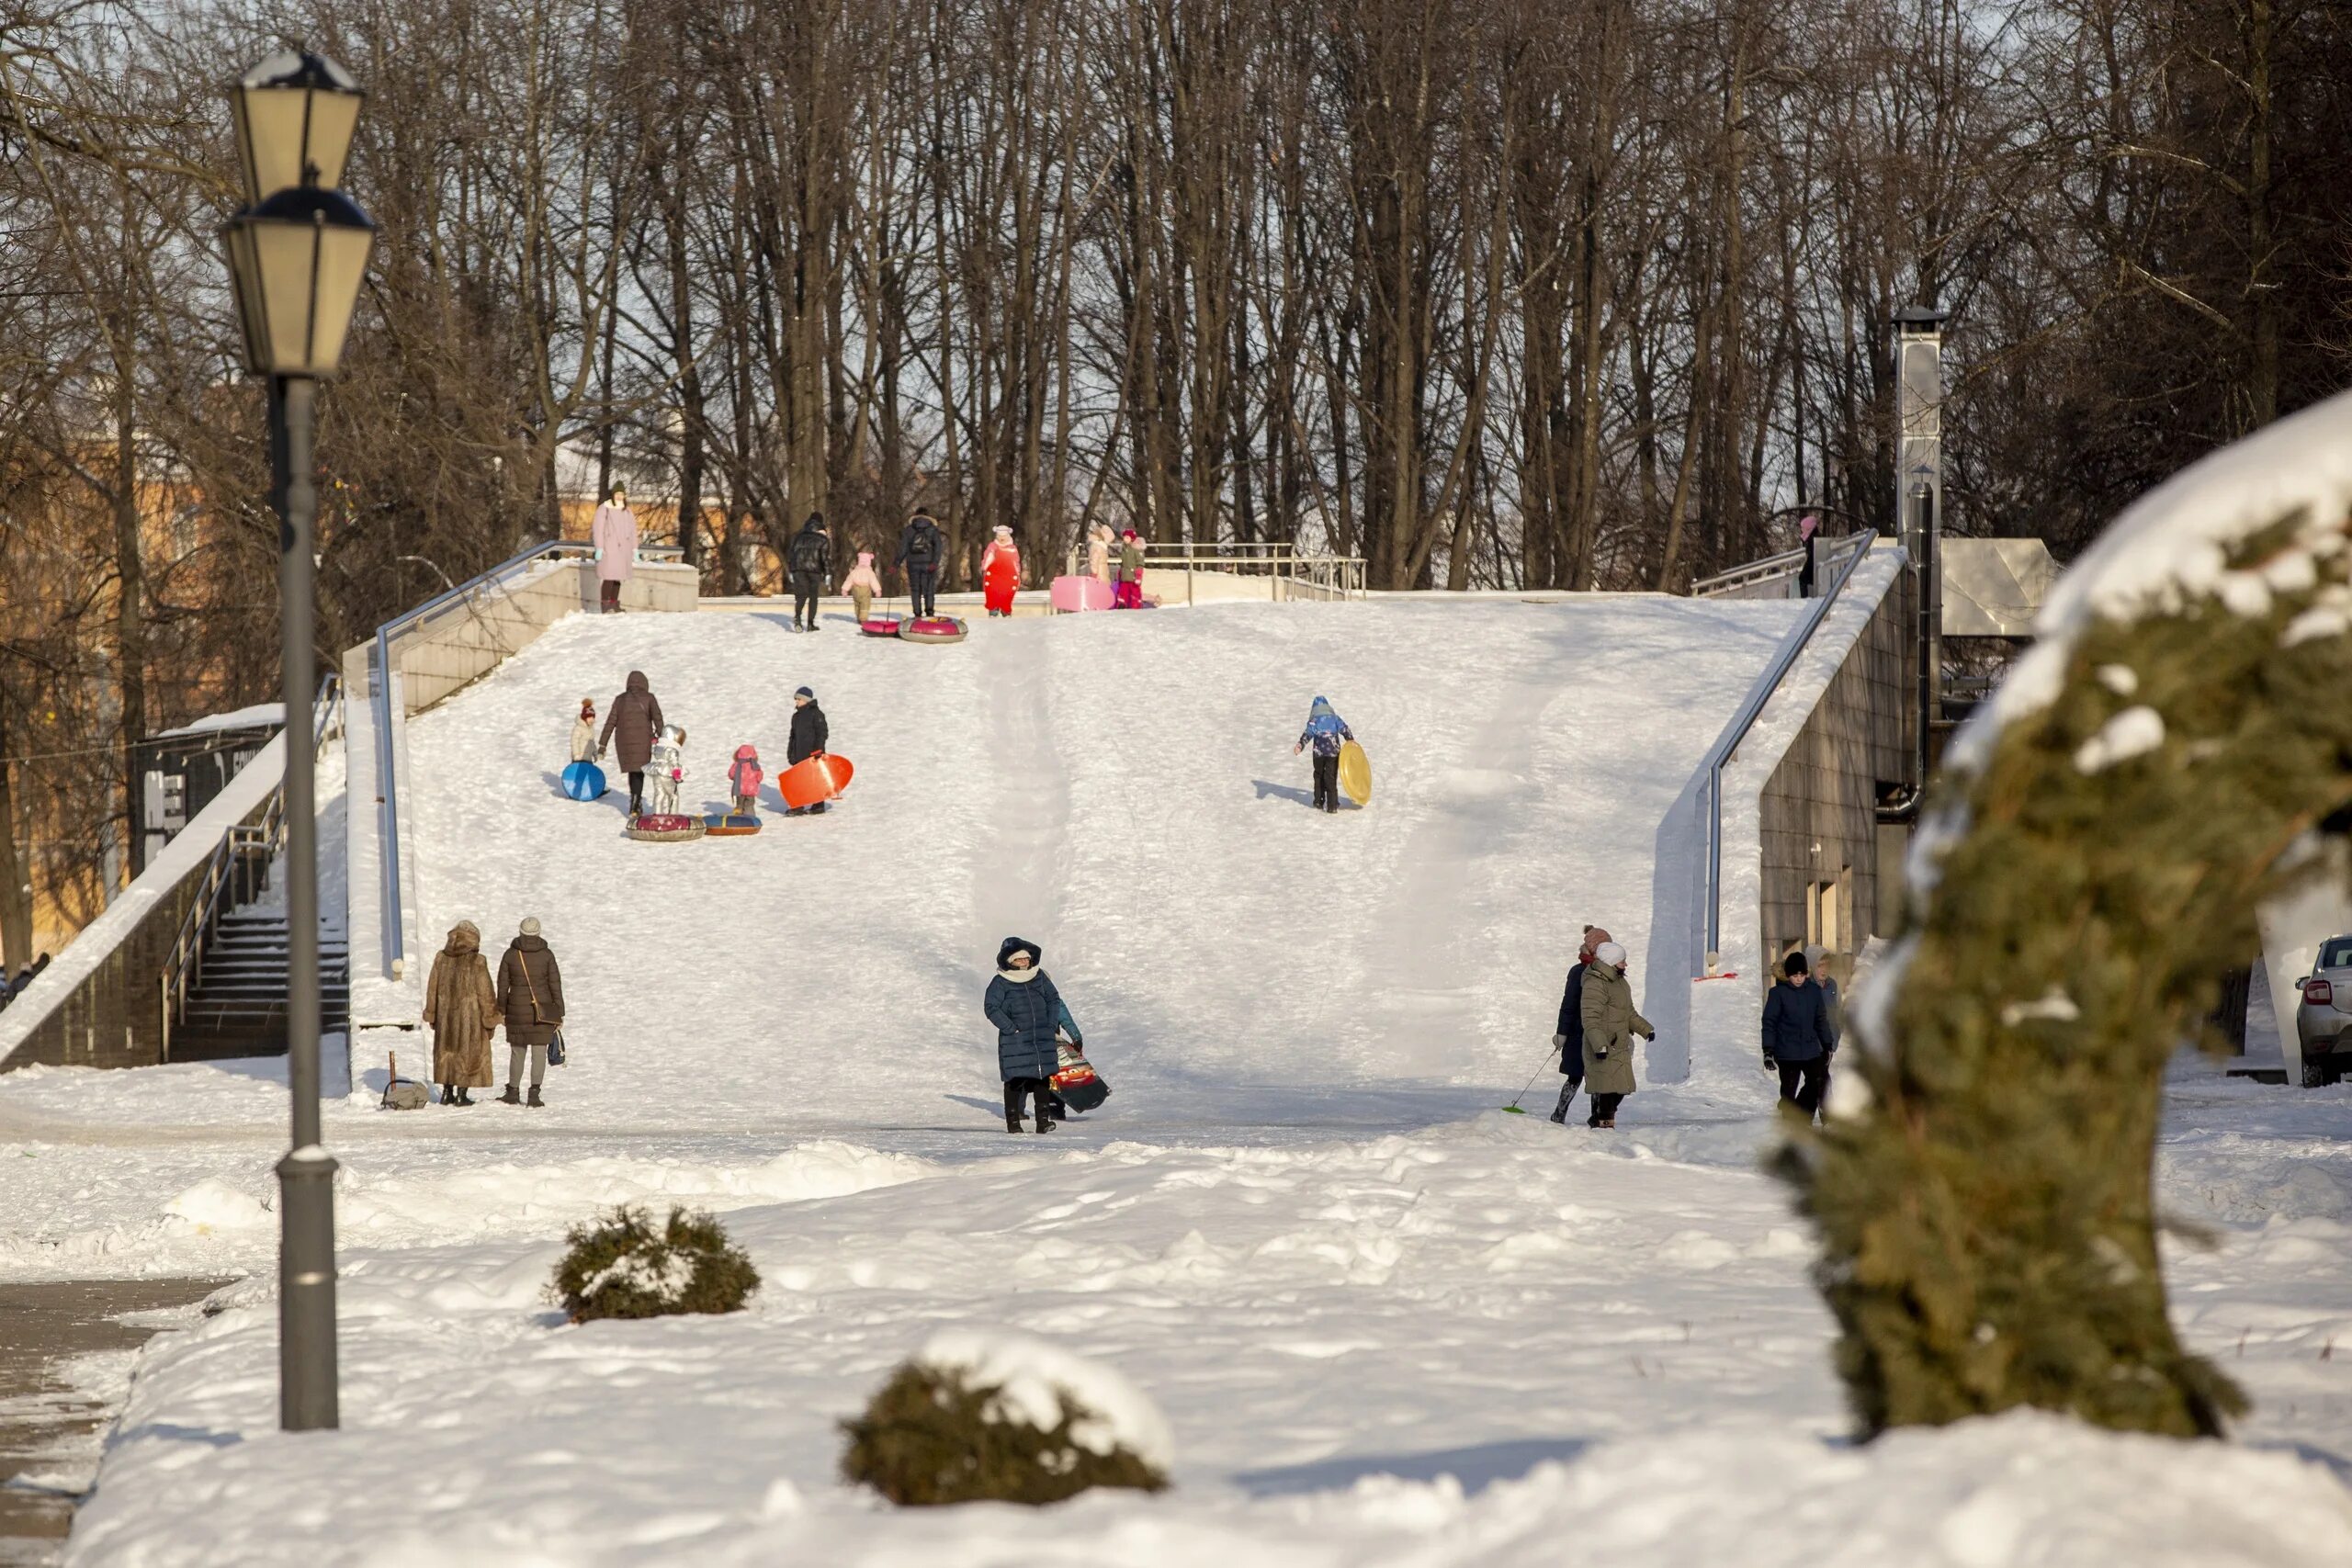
[3,596,2349,1564]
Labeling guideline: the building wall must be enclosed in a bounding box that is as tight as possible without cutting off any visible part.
[1757,566,1917,970]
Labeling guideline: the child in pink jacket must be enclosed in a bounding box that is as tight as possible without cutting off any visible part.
[840,551,885,624]
[727,744,763,815]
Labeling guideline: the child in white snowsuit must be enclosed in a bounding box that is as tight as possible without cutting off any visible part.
[648,728,686,815]
[570,699,597,762]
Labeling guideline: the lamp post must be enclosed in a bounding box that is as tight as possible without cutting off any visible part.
[221,49,375,1434]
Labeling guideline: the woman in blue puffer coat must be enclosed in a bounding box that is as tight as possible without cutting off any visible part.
[984,936,1081,1134]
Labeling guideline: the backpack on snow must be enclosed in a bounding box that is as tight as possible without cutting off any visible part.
[380,1050,429,1111]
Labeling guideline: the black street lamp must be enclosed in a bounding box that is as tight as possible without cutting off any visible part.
[220,48,375,1435]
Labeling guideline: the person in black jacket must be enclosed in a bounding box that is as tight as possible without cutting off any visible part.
[786,513,831,631]
[897,507,945,617]
[1762,949,1838,1118]
[984,936,1081,1134]
[1548,925,1609,1122]
[786,686,830,815]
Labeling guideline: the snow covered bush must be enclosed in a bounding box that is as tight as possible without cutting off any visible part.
[1784,391,2352,1440]
[840,1331,1172,1506]
[552,1204,759,1323]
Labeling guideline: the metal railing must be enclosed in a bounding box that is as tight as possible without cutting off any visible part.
[372,540,601,979]
[1060,539,1367,603]
[370,540,688,976]
[159,673,342,1061]
[1699,532,1882,965]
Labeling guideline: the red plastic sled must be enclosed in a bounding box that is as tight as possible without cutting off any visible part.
[778,752,854,809]
[860,616,902,637]
[901,616,967,645]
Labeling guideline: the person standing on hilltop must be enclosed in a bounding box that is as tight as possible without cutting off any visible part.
[982,525,1021,617]
[590,484,638,614]
[841,548,884,625]
[898,506,945,618]
[787,512,831,631]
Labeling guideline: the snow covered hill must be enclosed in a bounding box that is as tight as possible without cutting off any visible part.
[395,595,1798,1122]
[4,592,2349,1567]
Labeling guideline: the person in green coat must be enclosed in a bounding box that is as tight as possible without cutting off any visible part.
[1577,941,1653,1128]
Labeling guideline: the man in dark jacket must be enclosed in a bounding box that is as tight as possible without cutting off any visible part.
[786,513,831,631]
[1549,925,1609,1122]
[984,936,1080,1134]
[598,670,664,818]
[1762,949,1838,1117]
[786,686,830,814]
[897,508,945,617]
[493,917,565,1107]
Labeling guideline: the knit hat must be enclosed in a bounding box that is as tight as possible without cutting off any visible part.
[519,917,541,937]
[1580,925,1613,959]
[794,685,814,700]
[1595,941,1627,968]
[993,524,1012,539]
[1783,949,1810,976]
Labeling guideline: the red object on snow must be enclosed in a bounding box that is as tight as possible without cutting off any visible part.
[778,752,854,809]
[1692,971,1742,982]
[860,616,902,637]
[983,547,1020,615]
[901,616,967,644]
[626,813,705,842]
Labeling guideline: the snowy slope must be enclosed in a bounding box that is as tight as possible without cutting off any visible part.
[394,596,1797,1122]
[7,593,2351,1567]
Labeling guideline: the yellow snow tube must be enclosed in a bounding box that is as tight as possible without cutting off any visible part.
[1338,739,1372,806]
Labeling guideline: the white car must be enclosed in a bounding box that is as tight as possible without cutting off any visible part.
[2291,936,2352,1087]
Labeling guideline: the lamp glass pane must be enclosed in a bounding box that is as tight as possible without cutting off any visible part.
[223,222,273,371]
[304,93,360,188]
[233,86,311,198]
[307,224,375,374]
[253,220,321,376]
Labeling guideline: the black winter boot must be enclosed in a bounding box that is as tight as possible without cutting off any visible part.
[1034,1112,1055,1134]
[440,1083,456,1106]
[526,1086,545,1108]
[500,1085,521,1105]
[1006,1114,1023,1134]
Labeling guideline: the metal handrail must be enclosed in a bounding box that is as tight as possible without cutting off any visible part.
[159,673,341,1061]
[1700,533,1882,965]
[1058,539,1368,603]
[373,540,616,977]
[1691,547,1811,598]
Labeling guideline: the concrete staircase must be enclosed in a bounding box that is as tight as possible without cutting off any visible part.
[169,910,349,1062]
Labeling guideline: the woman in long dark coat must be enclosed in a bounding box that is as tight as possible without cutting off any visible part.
[983,936,1081,1134]
[494,917,565,1108]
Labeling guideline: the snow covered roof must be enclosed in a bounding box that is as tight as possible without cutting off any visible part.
[152,703,285,741]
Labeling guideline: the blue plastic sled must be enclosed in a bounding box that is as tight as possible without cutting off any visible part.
[561,761,608,801]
